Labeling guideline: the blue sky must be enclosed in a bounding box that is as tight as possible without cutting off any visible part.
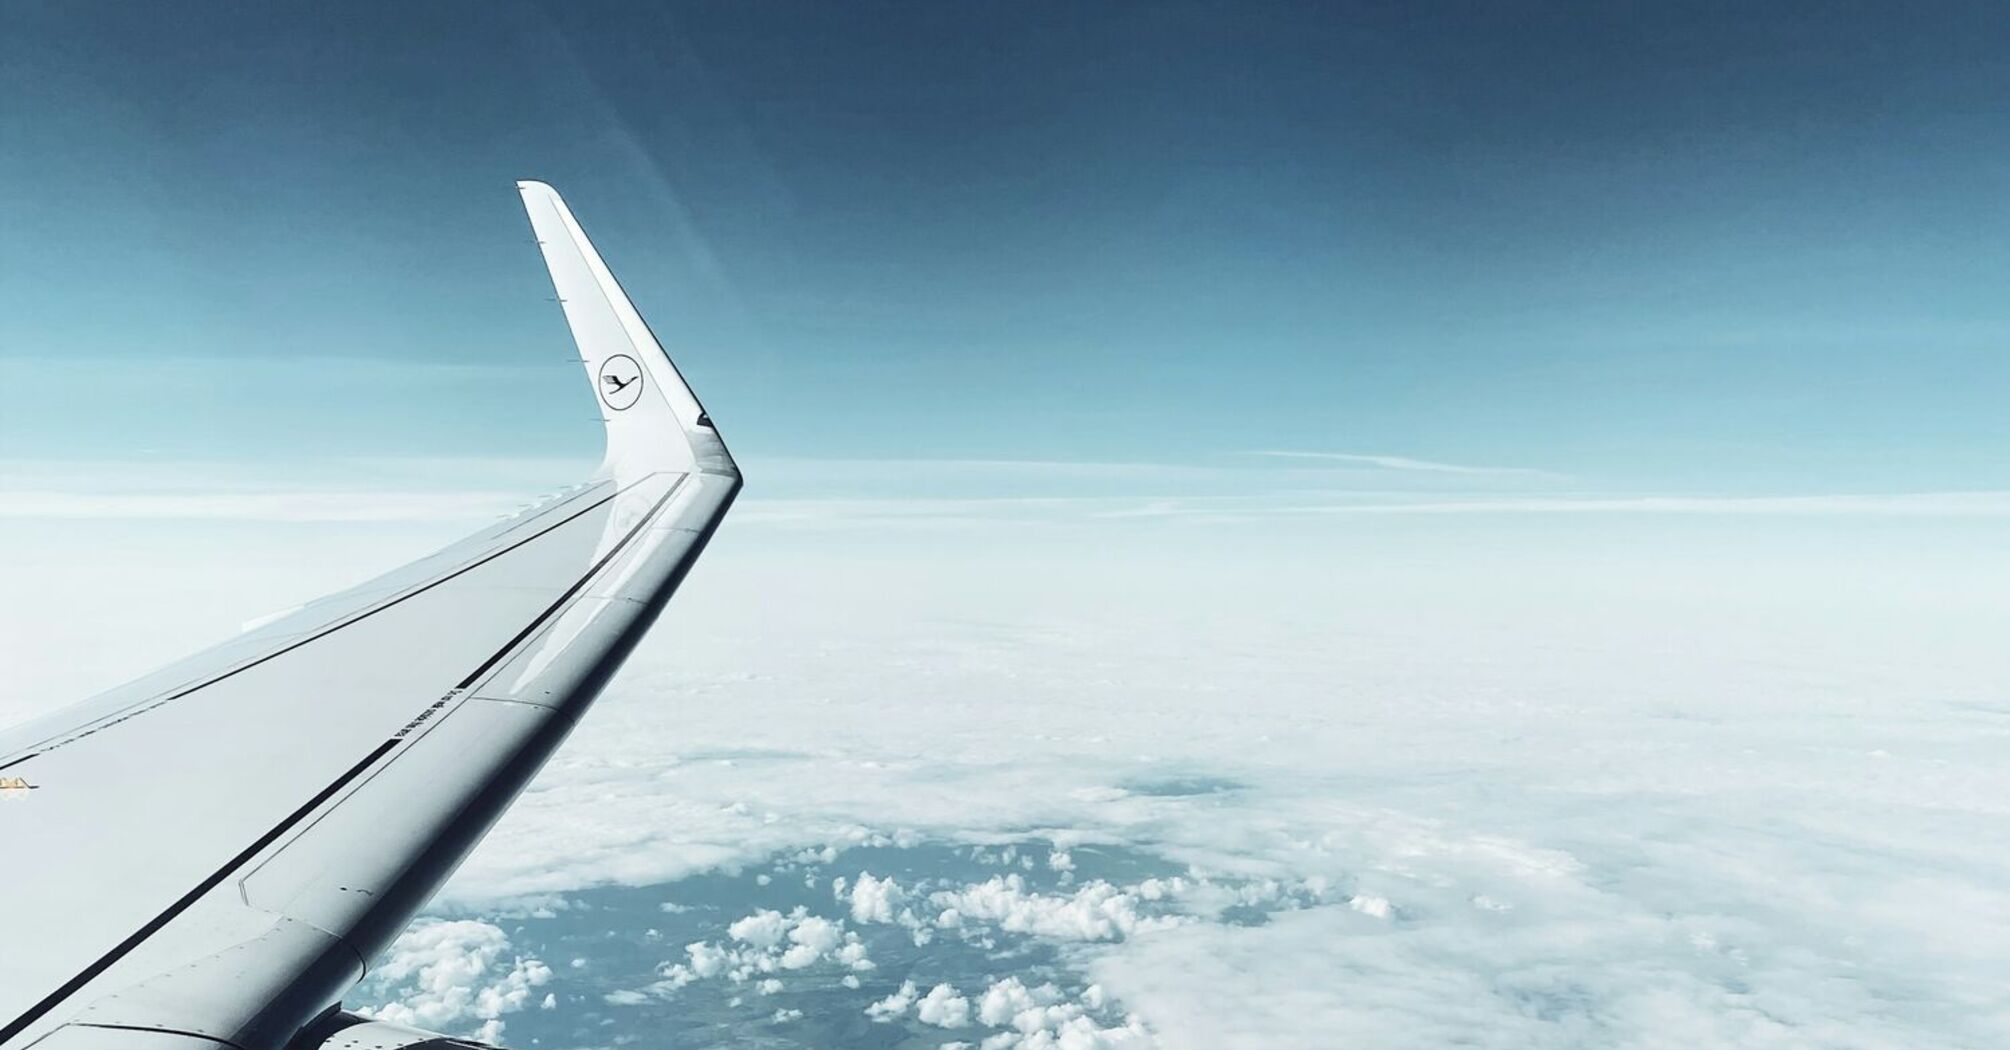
[5,1,2010,493]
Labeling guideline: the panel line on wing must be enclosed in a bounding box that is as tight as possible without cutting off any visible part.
[0,477,685,1036]
[234,477,690,899]
[0,739,400,1045]
[0,483,636,773]
[73,1022,254,1049]
[454,477,687,690]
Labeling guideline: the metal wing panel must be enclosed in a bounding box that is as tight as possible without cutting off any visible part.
[0,480,619,771]
[0,474,675,1035]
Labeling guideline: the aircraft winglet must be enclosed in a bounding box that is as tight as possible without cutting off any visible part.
[517,180,736,481]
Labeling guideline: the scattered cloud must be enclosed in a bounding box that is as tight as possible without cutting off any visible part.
[867,980,919,1022]
[352,919,553,1043]
[1248,450,1561,477]
[928,874,1186,942]
[733,489,2010,529]
[915,982,972,1028]
[609,905,881,1006]
[971,977,1154,1049]
[1269,491,2010,516]
[860,971,1150,1046]
[846,871,907,925]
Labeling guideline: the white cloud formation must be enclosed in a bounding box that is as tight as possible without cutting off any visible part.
[915,983,972,1028]
[846,871,908,925]
[1273,491,2010,516]
[867,980,918,1021]
[1249,450,1558,477]
[780,915,843,968]
[354,919,552,1041]
[14,458,2010,1049]
[733,489,2010,530]
[967,978,1155,1048]
[1348,894,1393,919]
[931,875,1183,942]
[727,909,789,950]
[626,905,880,1005]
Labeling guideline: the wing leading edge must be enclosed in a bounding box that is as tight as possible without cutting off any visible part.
[0,185,740,1050]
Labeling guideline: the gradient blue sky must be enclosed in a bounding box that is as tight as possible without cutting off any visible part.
[5,1,2010,493]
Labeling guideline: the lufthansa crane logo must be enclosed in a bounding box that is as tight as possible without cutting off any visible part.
[597,354,644,411]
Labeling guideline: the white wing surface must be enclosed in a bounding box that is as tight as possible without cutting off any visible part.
[0,182,740,1050]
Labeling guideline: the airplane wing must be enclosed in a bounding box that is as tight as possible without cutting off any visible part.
[0,182,740,1050]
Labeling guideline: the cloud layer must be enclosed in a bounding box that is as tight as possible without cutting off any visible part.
[8,467,2010,1047]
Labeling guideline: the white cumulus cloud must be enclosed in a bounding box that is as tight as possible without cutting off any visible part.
[354,919,552,1041]
[910,982,968,1028]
